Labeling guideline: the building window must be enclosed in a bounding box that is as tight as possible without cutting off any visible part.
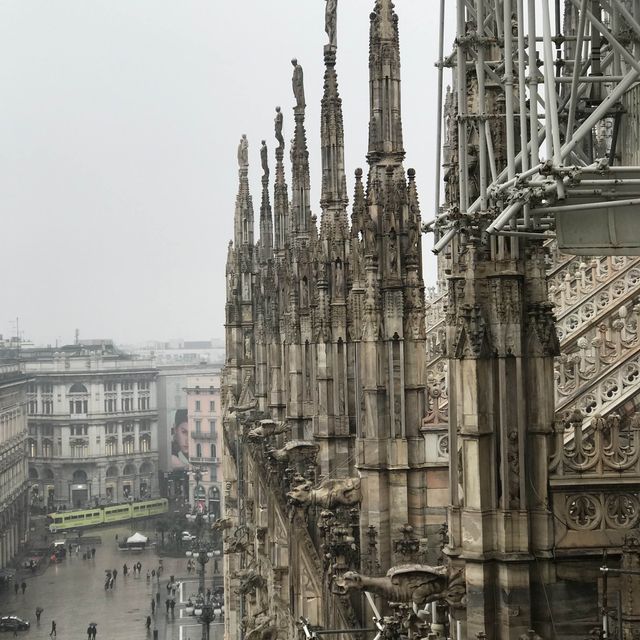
[70,425,88,436]
[28,439,37,457]
[123,422,134,434]
[41,383,53,393]
[210,443,216,459]
[121,381,132,391]
[28,400,38,414]
[106,439,118,456]
[194,400,200,412]
[71,441,88,458]
[196,443,202,458]
[209,419,216,434]
[105,423,117,435]
[195,420,201,434]
[41,425,53,437]
[42,439,53,457]
[140,420,150,432]
[140,435,151,452]
[138,381,150,391]
[105,382,117,392]
[137,397,149,411]
[70,400,88,414]
[209,400,215,412]
[42,400,53,415]
[104,398,117,413]
[122,398,132,412]
[123,437,134,455]
[27,383,37,394]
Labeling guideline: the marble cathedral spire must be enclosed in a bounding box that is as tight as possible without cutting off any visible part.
[258,140,273,264]
[367,0,405,165]
[319,1,348,234]
[234,134,255,247]
[273,107,290,252]
[290,59,312,235]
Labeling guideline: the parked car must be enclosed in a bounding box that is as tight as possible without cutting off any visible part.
[181,531,196,542]
[0,616,30,632]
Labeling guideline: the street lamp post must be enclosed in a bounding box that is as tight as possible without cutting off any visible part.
[186,513,216,640]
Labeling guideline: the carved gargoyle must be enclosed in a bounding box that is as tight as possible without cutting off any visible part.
[266,440,319,463]
[212,517,233,532]
[248,419,290,441]
[235,568,267,596]
[287,477,362,509]
[224,525,252,555]
[243,612,277,640]
[332,564,465,608]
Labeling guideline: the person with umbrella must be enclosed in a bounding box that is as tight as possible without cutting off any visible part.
[35,607,43,623]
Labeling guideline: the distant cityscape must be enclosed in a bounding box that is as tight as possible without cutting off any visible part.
[0,333,224,569]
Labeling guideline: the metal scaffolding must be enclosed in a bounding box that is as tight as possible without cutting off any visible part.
[428,0,640,256]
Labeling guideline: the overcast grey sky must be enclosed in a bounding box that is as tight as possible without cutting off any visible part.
[0,1,455,346]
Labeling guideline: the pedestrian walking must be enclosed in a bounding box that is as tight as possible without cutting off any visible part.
[165,599,170,613]
[50,621,57,637]
[151,569,155,578]
[137,561,142,573]
[87,625,93,640]
[113,568,118,580]
[151,599,155,614]
[35,607,43,623]
[91,625,97,640]
[123,563,128,576]
[170,599,175,614]
[13,583,18,595]
[21,581,26,594]
[146,571,150,582]
[145,616,151,630]
[91,547,96,558]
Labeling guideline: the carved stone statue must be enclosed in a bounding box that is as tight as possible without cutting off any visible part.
[237,134,249,168]
[243,612,277,640]
[267,440,319,463]
[332,564,466,608]
[291,58,305,109]
[235,568,267,596]
[274,106,284,150]
[247,419,290,441]
[287,476,361,509]
[211,517,233,532]
[325,0,337,48]
[260,140,269,178]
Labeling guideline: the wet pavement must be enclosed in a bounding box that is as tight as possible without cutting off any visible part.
[0,524,223,640]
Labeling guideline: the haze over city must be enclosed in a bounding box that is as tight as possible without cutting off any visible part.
[1,1,453,346]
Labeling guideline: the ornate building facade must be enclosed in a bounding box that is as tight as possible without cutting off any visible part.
[0,361,30,574]
[223,1,640,639]
[222,2,454,640]
[23,343,159,508]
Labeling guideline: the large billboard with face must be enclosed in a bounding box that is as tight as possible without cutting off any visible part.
[171,409,189,469]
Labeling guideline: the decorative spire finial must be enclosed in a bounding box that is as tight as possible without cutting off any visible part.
[260,140,269,180]
[291,59,305,110]
[325,0,337,49]
[237,134,249,169]
[275,106,284,152]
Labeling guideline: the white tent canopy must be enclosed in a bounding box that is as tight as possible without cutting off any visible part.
[126,532,148,544]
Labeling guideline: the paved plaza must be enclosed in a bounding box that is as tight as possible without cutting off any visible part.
[0,524,223,640]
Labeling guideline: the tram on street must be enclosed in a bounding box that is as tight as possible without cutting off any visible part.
[47,498,168,532]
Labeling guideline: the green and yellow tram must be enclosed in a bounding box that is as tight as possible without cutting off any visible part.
[47,498,168,533]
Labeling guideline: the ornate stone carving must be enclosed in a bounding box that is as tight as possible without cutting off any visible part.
[325,0,337,48]
[291,59,305,109]
[332,564,465,608]
[266,440,319,464]
[237,134,249,168]
[247,419,290,441]
[286,477,361,509]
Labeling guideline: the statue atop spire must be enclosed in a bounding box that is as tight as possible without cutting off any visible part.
[275,106,284,151]
[325,0,337,49]
[291,59,306,110]
[260,140,269,179]
[237,134,249,169]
